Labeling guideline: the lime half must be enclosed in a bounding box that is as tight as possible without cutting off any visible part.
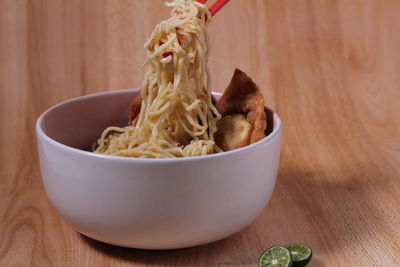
[259,246,292,267]
[285,244,312,267]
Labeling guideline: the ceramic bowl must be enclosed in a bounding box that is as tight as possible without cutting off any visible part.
[36,89,282,249]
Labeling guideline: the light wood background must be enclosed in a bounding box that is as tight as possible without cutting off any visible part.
[1,0,400,266]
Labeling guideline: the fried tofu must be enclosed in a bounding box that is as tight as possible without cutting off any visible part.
[215,69,266,150]
[215,114,254,151]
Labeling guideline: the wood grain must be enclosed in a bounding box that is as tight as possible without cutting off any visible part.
[1,0,400,266]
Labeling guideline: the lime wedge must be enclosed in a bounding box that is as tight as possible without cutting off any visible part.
[259,246,292,267]
[285,244,312,267]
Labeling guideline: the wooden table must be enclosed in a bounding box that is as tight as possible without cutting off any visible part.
[1,0,399,266]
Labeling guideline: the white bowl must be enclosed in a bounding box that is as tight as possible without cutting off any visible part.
[36,88,282,249]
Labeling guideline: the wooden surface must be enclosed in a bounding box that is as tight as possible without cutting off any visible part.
[1,0,400,266]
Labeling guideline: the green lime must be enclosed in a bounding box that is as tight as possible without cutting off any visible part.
[285,244,312,267]
[259,246,292,267]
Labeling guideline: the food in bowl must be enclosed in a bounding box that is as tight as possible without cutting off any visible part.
[93,0,267,158]
[35,89,281,249]
[215,69,267,151]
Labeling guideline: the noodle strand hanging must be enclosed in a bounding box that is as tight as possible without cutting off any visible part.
[94,0,222,158]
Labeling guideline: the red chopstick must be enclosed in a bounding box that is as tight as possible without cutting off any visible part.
[197,0,230,16]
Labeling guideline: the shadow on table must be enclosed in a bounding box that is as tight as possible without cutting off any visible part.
[80,232,247,266]
[273,162,388,264]
[81,227,327,266]
[310,258,326,267]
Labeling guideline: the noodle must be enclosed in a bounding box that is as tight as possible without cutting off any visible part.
[94,0,222,158]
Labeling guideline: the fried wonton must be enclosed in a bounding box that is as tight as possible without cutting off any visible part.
[215,113,254,151]
[215,69,266,150]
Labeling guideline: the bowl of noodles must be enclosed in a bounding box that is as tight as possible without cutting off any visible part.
[36,0,282,249]
[36,88,281,249]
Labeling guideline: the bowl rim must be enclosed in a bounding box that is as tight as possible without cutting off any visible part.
[36,88,282,163]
